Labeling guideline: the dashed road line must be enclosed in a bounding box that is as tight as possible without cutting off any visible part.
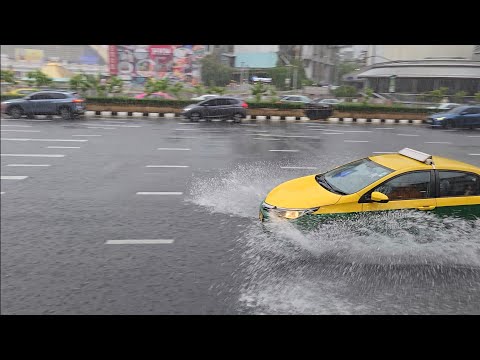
[6,164,51,167]
[145,165,190,168]
[468,154,480,156]
[252,138,282,140]
[86,127,117,130]
[157,148,191,151]
[281,166,318,169]
[0,129,41,132]
[344,140,369,143]
[1,154,65,157]
[396,134,420,137]
[1,138,87,142]
[47,146,81,149]
[374,128,394,130]
[1,176,29,180]
[72,134,102,137]
[425,142,452,144]
[106,239,174,245]
[467,136,480,138]
[269,150,299,152]
[136,192,183,195]
[1,124,33,127]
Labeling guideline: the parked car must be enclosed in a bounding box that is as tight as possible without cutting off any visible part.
[134,92,176,100]
[259,148,480,224]
[313,98,343,105]
[426,105,480,129]
[190,94,219,102]
[279,95,312,104]
[304,103,333,120]
[426,103,461,111]
[3,88,39,96]
[181,97,248,123]
[1,90,86,120]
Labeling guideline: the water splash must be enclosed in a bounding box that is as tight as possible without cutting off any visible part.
[187,161,480,314]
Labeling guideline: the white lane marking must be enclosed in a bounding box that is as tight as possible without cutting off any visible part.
[1,176,28,180]
[2,119,52,122]
[1,154,64,157]
[253,134,317,139]
[269,150,299,152]
[374,128,394,130]
[166,136,198,139]
[157,148,191,151]
[1,124,33,127]
[344,140,369,143]
[72,134,102,137]
[252,138,282,141]
[1,138,87,142]
[80,123,141,128]
[146,165,190,168]
[174,128,198,131]
[106,239,174,245]
[0,192,4,195]
[467,136,480,138]
[468,154,480,156]
[177,122,199,125]
[136,192,183,195]
[281,166,318,169]
[424,142,452,144]
[240,124,258,126]
[342,130,372,133]
[373,152,396,154]
[47,146,81,149]
[86,127,117,130]
[7,164,50,167]
[315,131,345,135]
[396,134,420,137]
[245,130,269,133]
[0,129,41,132]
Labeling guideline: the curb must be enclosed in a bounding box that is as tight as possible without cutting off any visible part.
[84,111,427,124]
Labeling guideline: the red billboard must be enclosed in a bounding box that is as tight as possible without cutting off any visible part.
[108,45,205,84]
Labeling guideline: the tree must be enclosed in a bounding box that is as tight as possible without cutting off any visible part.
[26,70,52,87]
[251,82,268,102]
[362,87,374,105]
[107,76,123,95]
[69,73,91,94]
[169,82,184,99]
[209,86,226,95]
[1,70,17,84]
[193,84,205,96]
[144,78,169,95]
[335,62,359,85]
[333,85,358,98]
[200,54,233,87]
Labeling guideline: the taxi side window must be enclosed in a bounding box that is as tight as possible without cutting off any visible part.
[438,171,480,197]
[372,171,431,201]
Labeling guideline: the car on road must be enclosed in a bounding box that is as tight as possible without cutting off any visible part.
[259,148,480,223]
[426,102,461,111]
[190,94,219,102]
[279,95,312,104]
[426,105,480,129]
[182,96,248,123]
[134,92,176,100]
[1,90,86,120]
[313,98,343,105]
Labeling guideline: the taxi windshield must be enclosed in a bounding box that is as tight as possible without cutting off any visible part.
[321,158,393,194]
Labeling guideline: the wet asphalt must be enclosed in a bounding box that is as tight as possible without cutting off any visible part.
[1,116,479,314]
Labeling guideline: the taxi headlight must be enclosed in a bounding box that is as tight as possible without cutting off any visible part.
[274,207,320,220]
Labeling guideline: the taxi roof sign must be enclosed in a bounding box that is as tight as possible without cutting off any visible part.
[398,148,434,165]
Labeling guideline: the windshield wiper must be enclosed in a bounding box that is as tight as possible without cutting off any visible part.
[315,175,347,195]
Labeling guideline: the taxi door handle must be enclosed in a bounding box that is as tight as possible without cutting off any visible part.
[417,205,436,211]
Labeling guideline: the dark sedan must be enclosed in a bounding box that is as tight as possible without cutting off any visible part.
[181,97,248,122]
[1,90,86,120]
[426,105,480,129]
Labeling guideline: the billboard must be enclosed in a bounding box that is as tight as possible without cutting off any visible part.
[108,45,206,84]
[15,48,44,64]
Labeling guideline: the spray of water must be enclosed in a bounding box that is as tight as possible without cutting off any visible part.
[187,161,480,314]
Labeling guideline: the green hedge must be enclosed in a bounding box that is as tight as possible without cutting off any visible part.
[1,94,437,114]
[334,103,436,114]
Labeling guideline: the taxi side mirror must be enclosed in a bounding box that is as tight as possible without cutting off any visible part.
[371,191,389,203]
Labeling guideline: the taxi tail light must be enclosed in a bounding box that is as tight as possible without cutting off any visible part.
[73,99,84,103]
[241,101,248,108]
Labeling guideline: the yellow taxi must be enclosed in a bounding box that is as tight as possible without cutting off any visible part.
[259,148,480,222]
